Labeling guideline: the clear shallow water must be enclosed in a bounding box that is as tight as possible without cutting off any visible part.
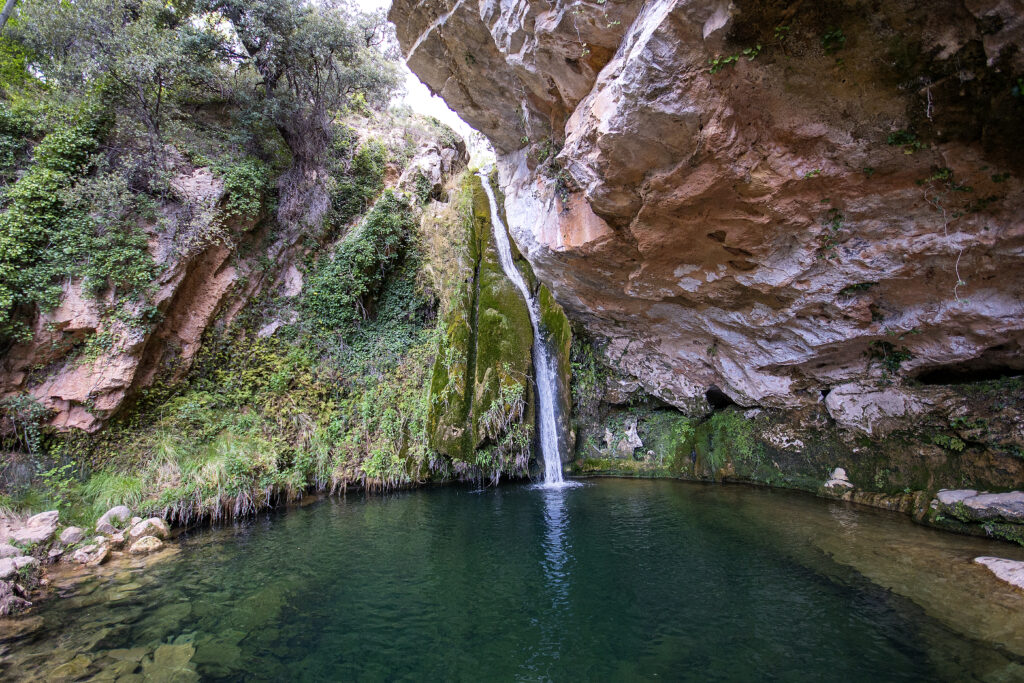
[4,479,1024,681]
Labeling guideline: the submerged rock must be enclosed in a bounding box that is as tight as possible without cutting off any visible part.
[975,557,1024,592]
[129,536,164,554]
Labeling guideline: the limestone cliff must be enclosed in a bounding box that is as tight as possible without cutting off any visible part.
[391,0,1024,431]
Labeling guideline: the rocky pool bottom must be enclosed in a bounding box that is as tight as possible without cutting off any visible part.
[3,479,1024,681]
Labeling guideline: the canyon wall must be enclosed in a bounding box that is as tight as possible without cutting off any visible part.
[391,0,1024,431]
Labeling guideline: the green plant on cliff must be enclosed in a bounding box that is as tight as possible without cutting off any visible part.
[302,190,416,338]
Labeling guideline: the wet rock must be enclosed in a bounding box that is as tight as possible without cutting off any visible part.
[129,518,170,541]
[60,526,85,545]
[71,544,110,566]
[11,509,59,545]
[147,643,198,683]
[975,557,1024,591]
[96,506,132,534]
[129,536,164,554]
[825,468,854,489]
[0,580,31,616]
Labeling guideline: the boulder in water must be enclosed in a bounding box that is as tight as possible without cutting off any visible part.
[825,468,854,489]
[129,517,170,540]
[975,557,1024,591]
[129,536,164,554]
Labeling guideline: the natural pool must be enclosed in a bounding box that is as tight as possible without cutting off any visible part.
[3,479,1024,681]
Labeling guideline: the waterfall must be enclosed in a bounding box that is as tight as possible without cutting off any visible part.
[477,172,565,486]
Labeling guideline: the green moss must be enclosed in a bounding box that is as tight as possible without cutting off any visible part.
[425,173,534,479]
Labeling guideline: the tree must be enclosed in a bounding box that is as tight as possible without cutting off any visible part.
[206,0,402,230]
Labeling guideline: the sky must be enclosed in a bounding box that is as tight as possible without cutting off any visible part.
[355,0,474,139]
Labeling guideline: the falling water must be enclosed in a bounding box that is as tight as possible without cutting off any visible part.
[477,172,565,486]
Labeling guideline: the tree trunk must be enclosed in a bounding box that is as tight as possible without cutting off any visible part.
[276,110,332,236]
[0,0,17,34]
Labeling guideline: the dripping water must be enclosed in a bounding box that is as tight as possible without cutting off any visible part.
[477,171,567,486]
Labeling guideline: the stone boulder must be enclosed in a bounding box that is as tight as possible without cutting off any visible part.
[975,557,1024,591]
[129,536,164,554]
[60,526,85,545]
[0,542,20,558]
[825,467,854,489]
[0,580,31,616]
[96,505,132,534]
[71,544,109,566]
[129,518,170,541]
[0,555,38,580]
[936,490,1024,523]
[10,510,59,545]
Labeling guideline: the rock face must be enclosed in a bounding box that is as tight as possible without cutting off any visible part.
[0,134,469,433]
[392,0,1024,422]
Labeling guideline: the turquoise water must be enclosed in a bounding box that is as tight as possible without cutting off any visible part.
[4,479,1024,681]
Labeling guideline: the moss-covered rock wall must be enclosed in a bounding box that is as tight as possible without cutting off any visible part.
[427,174,535,479]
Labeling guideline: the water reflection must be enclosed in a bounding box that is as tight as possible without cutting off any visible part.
[541,487,571,609]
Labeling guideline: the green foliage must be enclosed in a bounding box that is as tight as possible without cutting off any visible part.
[931,434,966,452]
[302,190,415,337]
[0,113,155,340]
[330,139,388,227]
[220,158,273,220]
[822,28,846,55]
[887,130,927,153]
[0,394,51,455]
[866,340,914,374]
[708,54,739,74]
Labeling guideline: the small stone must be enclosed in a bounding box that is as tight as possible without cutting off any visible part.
[131,516,142,526]
[108,532,127,549]
[60,526,85,545]
[129,518,170,541]
[129,536,164,554]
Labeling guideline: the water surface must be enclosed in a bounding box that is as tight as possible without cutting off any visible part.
[3,479,1024,681]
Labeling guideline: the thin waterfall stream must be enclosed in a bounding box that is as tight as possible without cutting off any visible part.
[477,172,566,486]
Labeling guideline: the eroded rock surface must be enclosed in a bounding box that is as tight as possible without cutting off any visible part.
[392,0,1024,421]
